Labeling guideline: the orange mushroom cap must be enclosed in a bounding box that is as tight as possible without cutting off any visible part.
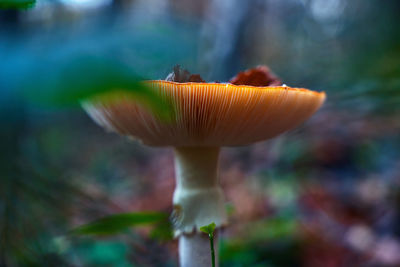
[83,81,326,147]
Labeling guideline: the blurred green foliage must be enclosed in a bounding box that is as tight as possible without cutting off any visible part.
[220,217,299,267]
[0,0,35,9]
[72,211,170,236]
[70,240,133,267]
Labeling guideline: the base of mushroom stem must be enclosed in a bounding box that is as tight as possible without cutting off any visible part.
[179,230,219,267]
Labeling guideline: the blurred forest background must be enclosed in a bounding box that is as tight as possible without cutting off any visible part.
[1,0,400,266]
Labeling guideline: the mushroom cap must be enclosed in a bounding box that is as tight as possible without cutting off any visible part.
[83,81,326,147]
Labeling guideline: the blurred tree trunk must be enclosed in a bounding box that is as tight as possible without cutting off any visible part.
[111,0,134,12]
[107,0,135,22]
[111,0,123,10]
[200,0,257,81]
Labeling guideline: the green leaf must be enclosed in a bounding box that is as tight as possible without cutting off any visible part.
[200,222,216,236]
[0,0,35,9]
[71,212,168,236]
[24,58,144,104]
[21,56,172,119]
[149,219,174,241]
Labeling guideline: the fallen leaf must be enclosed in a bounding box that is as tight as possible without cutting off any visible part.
[229,65,281,87]
[165,65,205,83]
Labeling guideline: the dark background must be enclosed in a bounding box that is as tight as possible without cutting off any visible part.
[1,0,400,266]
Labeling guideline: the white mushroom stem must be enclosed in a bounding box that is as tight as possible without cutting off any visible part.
[179,232,219,267]
[173,147,226,266]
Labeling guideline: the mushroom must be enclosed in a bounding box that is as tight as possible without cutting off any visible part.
[82,66,326,267]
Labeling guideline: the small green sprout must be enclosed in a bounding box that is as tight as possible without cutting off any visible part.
[200,222,217,267]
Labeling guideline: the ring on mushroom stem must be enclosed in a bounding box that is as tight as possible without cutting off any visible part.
[82,67,326,267]
[172,146,226,234]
